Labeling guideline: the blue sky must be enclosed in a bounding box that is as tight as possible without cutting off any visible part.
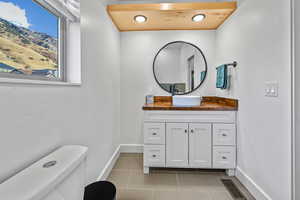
[0,0,58,38]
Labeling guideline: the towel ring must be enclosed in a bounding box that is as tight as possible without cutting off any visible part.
[228,61,238,68]
[216,61,238,69]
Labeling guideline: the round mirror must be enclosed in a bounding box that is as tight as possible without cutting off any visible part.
[153,41,208,95]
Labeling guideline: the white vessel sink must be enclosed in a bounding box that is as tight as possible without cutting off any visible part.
[172,96,202,107]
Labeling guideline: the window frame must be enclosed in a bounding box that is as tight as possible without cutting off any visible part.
[0,0,67,82]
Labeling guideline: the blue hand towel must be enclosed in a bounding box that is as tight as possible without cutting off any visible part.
[216,65,228,89]
[200,71,206,82]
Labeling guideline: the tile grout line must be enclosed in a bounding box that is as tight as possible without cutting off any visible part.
[125,169,130,190]
[151,189,155,200]
[176,172,180,191]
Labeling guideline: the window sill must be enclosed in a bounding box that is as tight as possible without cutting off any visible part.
[0,78,81,86]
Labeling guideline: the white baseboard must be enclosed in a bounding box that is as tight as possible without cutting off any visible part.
[236,167,272,200]
[96,144,143,181]
[119,144,143,153]
[97,146,121,181]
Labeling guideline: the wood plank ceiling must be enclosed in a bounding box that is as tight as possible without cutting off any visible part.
[107,2,237,31]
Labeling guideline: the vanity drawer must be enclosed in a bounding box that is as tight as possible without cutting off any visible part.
[213,124,236,146]
[144,145,165,167]
[213,146,236,169]
[144,122,165,144]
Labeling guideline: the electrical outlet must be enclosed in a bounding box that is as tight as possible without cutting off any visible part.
[265,81,278,97]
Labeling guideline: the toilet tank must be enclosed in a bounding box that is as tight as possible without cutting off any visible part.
[0,145,88,200]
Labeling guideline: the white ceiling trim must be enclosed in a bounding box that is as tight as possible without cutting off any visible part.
[39,0,80,22]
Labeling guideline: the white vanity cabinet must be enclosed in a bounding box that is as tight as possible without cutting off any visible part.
[143,111,237,176]
[166,123,212,168]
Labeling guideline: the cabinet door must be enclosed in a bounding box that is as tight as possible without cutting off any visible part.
[189,123,212,168]
[166,123,189,167]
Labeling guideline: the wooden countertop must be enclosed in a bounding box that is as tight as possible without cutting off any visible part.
[143,96,238,111]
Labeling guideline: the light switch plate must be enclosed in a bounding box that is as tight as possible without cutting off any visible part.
[265,81,278,97]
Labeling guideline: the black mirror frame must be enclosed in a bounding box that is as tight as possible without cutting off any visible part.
[153,41,208,95]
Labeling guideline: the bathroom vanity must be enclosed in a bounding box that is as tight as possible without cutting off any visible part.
[143,41,238,176]
[142,96,238,176]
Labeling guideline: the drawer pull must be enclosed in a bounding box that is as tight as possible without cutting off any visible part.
[191,129,194,133]
[222,133,227,137]
[152,155,157,158]
[152,133,157,136]
[222,156,227,160]
[185,129,188,133]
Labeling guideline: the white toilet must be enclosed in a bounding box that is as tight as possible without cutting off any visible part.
[0,145,88,200]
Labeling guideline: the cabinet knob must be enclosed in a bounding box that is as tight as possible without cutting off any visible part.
[222,133,227,137]
[185,129,188,133]
[222,156,227,160]
[191,129,194,133]
[152,133,157,136]
[152,155,156,158]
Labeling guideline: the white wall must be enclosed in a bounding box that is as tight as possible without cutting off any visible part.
[0,0,121,185]
[215,0,292,199]
[75,0,121,183]
[120,30,216,144]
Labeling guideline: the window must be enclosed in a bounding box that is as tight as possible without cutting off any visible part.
[0,0,66,81]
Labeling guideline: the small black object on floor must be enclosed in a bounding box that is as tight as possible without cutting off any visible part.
[84,181,116,200]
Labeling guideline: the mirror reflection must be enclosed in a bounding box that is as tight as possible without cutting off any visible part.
[153,41,207,95]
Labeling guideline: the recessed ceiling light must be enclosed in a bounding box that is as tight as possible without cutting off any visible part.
[134,15,147,23]
[192,14,206,22]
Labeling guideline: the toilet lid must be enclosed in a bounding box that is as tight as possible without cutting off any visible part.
[0,145,88,200]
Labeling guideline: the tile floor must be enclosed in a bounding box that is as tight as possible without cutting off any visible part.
[108,153,255,200]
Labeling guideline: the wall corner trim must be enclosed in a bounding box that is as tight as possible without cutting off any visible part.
[96,144,143,181]
[236,167,272,200]
[97,146,121,181]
